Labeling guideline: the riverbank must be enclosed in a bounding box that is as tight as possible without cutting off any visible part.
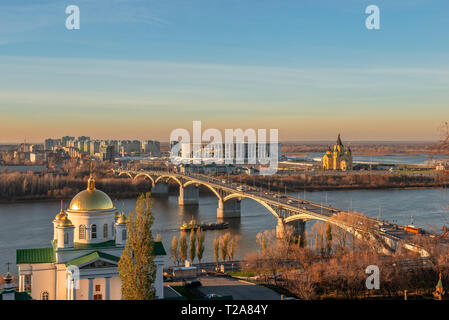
[0,170,152,203]
[224,171,449,193]
[0,170,448,203]
[0,192,143,204]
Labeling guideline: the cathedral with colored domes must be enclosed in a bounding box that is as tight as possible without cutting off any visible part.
[322,134,353,171]
[14,174,166,300]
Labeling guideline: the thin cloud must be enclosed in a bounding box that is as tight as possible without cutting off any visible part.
[0,0,170,36]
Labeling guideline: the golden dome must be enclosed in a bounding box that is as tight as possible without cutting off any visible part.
[69,189,114,211]
[68,175,114,211]
[54,209,66,221]
[116,213,128,224]
[58,215,73,227]
[54,201,67,221]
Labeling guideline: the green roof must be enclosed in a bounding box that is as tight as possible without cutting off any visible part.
[0,291,33,300]
[16,248,55,264]
[66,242,165,267]
[66,251,120,267]
[15,291,33,300]
[154,241,166,256]
[75,241,165,255]
[17,241,165,265]
[74,240,116,249]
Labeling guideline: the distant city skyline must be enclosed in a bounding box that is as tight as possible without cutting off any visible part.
[1,136,440,145]
[0,1,448,142]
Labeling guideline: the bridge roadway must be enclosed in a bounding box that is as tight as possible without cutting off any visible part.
[115,169,433,257]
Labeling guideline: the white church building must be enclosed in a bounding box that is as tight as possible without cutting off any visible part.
[15,175,166,300]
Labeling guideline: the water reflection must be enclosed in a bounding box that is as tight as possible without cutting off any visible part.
[0,188,447,273]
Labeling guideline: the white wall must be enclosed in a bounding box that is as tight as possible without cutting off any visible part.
[23,264,56,300]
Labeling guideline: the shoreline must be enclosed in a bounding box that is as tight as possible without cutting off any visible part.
[286,185,446,192]
[0,185,446,204]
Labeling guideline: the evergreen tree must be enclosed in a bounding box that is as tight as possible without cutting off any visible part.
[118,193,156,300]
[229,236,236,261]
[319,231,325,255]
[171,236,178,266]
[325,223,333,254]
[221,233,230,262]
[179,232,188,265]
[196,229,205,265]
[189,229,196,264]
[213,237,220,266]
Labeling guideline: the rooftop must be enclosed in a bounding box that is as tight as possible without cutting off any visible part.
[66,251,120,267]
[16,248,55,264]
[17,241,166,264]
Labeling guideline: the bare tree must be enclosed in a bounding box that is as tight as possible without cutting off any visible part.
[285,273,316,300]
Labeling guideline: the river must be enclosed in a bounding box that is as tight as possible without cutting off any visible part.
[287,152,449,165]
[0,188,448,273]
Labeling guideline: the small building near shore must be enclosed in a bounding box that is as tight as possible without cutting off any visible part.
[172,266,198,279]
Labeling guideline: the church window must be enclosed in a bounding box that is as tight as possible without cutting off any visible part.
[92,224,97,239]
[103,224,108,239]
[64,232,69,244]
[79,225,86,240]
[122,229,127,241]
[41,291,49,300]
[24,275,31,291]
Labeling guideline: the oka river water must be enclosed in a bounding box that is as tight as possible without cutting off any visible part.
[0,188,448,273]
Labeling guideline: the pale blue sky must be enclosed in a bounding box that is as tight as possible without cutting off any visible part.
[0,0,448,142]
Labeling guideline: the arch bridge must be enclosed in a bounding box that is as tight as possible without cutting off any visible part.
[115,169,429,257]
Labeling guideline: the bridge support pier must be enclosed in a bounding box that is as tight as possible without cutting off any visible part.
[276,219,285,239]
[178,185,199,206]
[276,218,305,239]
[151,182,169,197]
[289,219,306,238]
[217,199,241,219]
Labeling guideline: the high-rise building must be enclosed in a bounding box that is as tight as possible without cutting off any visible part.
[99,144,114,162]
[119,140,141,154]
[144,140,160,156]
[89,140,100,156]
[61,136,75,147]
[178,142,281,164]
[45,139,60,151]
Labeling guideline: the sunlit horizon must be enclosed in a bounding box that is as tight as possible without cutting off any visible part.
[1,1,448,143]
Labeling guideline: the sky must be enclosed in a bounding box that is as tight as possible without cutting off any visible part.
[0,0,448,143]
